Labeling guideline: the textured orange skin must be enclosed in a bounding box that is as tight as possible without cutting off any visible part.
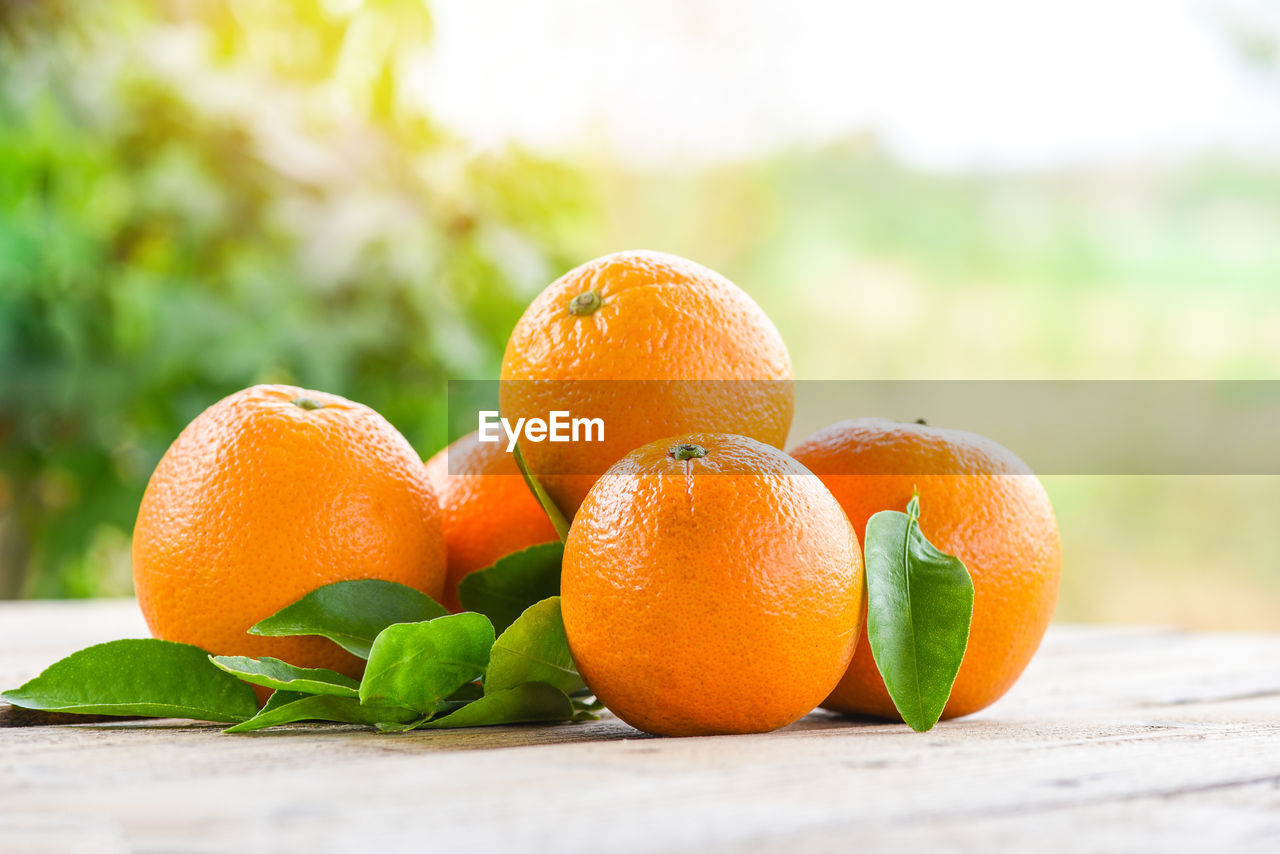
[790,418,1061,721]
[132,385,446,680]
[562,433,864,736]
[425,431,559,611]
[499,251,794,517]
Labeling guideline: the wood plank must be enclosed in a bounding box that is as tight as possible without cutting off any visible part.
[2,600,1279,852]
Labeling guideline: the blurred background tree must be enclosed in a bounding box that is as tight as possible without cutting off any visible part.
[0,0,591,597]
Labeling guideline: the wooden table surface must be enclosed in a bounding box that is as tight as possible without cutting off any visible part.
[2,600,1278,853]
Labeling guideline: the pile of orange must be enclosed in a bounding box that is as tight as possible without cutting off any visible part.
[133,249,1061,736]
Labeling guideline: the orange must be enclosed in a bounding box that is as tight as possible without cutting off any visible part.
[132,384,446,679]
[499,250,794,517]
[425,430,559,611]
[790,417,1061,720]
[561,433,864,736]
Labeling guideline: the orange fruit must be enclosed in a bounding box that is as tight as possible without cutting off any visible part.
[561,433,864,736]
[132,384,446,680]
[425,430,559,611]
[790,417,1061,720]
[499,250,794,517]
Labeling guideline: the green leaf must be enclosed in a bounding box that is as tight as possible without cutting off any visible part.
[359,614,495,714]
[418,682,576,729]
[375,716,431,733]
[209,656,359,698]
[485,597,586,696]
[224,694,417,733]
[259,690,310,713]
[431,681,484,715]
[457,542,564,634]
[513,442,571,541]
[445,681,484,703]
[371,682,488,732]
[864,493,975,732]
[249,580,447,659]
[1,639,259,723]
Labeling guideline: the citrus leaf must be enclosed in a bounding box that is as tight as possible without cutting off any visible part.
[418,682,575,729]
[485,596,586,696]
[1,639,258,723]
[209,656,359,698]
[375,716,431,733]
[448,681,484,702]
[359,614,494,714]
[258,690,310,713]
[249,579,447,659]
[513,442,570,541]
[224,694,417,733]
[372,680,488,731]
[457,542,564,634]
[864,493,974,732]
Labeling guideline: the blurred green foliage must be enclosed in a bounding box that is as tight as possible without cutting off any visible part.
[588,145,1280,381]
[0,1,591,597]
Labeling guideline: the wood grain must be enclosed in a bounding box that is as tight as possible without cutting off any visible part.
[2,600,1279,852]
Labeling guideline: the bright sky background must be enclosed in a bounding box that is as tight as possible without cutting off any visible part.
[405,0,1280,171]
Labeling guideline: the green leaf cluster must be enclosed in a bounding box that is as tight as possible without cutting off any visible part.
[3,548,590,733]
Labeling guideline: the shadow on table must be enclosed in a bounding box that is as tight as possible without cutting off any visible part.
[11,707,914,752]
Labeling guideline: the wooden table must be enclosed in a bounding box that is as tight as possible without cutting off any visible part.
[2,600,1278,853]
